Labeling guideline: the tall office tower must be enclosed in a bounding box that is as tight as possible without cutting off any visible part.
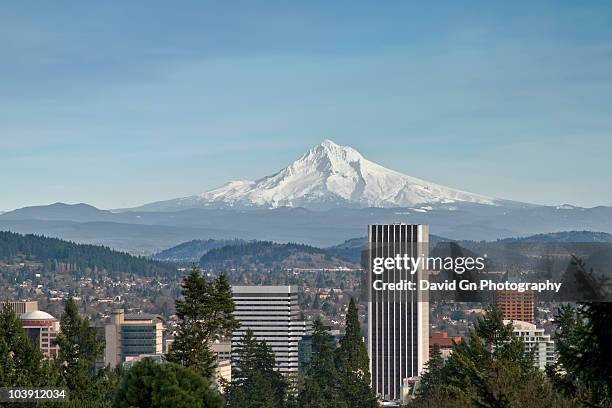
[368,224,429,402]
[232,286,309,375]
[496,290,534,323]
[1,300,38,315]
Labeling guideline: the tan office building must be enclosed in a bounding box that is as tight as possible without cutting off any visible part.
[1,300,39,315]
[102,309,163,368]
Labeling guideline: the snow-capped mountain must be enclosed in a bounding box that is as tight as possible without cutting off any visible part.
[133,140,499,211]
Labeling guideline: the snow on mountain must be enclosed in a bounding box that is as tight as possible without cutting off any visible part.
[132,140,498,211]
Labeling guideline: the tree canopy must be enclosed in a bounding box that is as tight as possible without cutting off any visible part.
[299,299,378,408]
[413,305,558,408]
[225,329,288,408]
[113,358,223,408]
[166,267,239,379]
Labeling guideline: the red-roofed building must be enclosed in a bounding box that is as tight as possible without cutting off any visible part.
[430,332,461,360]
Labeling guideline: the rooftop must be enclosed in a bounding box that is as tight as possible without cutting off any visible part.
[232,285,294,294]
[124,313,162,322]
[20,310,56,320]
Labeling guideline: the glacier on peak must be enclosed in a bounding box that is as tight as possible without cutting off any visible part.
[133,139,498,211]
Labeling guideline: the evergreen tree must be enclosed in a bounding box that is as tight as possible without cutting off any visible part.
[166,267,239,379]
[113,358,223,408]
[226,329,287,408]
[298,318,346,408]
[417,344,446,399]
[0,305,52,387]
[552,302,612,407]
[334,298,378,408]
[413,305,558,408]
[55,297,105,403]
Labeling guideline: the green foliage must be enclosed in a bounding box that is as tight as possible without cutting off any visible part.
[113,358,223,408]
[225,329,288,408]
[334,298,378,408]
[298,318,347,408]
[0,305,54,388]
[166,267,239,379]
[200,241,341,269]
[413,305,557,408]
[551,302,612,407]
[417,344,446,399]
[299,299,378,408]
[0,230,175,277]
[55,297,106,404]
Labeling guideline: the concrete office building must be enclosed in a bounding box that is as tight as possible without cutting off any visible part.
[1,300,39,315]
[101,309,163,368]
[232,285,309,375]
[506,320,556,370]
[368,224,430,402]
[211,340,232,390]
[20,310,60,359]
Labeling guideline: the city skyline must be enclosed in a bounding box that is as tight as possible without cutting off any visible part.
[2,2,612,210]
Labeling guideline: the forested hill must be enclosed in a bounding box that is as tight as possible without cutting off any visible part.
[152,238,244,264]
[200,240,359,270]
[498,230,612,243]
[0,230,176,276]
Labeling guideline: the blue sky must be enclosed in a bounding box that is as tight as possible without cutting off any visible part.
[2,1,611,211]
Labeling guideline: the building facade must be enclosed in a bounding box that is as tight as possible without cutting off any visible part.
[496,290,534,323]
[231,285,309,375]
[1,300,38,315]
[101,309,163,368]
[430,332,461,360]
[368,224,430,402]
[211,340,232,390]
[506,320,556,370]
[20,310,60,359]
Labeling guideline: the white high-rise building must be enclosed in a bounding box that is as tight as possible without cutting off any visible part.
[368,224,430,402]
[505,320,556,370]
[231,285,309,375]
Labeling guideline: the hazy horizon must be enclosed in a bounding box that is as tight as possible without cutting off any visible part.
[2,2,612,210]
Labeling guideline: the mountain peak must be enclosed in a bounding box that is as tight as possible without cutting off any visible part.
[317,139,360,155]
[1,202,110,221]
[297,140,364,171]
[131,140,499,211]
[320,138,339,148]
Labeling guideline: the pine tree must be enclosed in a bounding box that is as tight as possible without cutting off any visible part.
[334,298,378,408]
[413,304,557,408]
[226,329,287,408]
[415,343,462,407]
[298,318,346,408]
[166,267,239,379]
[0,305,50,387]
[474,305,512,350]
[417,344,446,398]
[552,301,612,406]
[55,297,105,402]
[113,358,223,408]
